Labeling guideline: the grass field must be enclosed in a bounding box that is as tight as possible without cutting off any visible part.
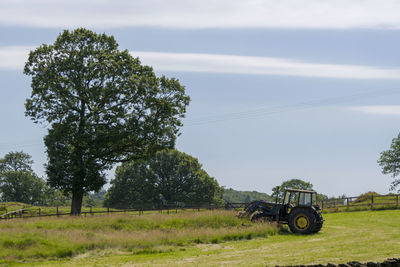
[0,210,277,265]
[1,209,400,266]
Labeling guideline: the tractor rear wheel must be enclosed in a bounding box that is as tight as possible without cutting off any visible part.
[288,208,318,234]
[311,209,324,233]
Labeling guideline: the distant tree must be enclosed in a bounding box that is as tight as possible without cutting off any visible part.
[316,193,329,203]
[83,190,106,207]
[271,179,314,202]
[378,133,400,192]
[0,151,47,205]
[104,149,223,208]
[44,189,70,207]
[24,28,190,214]
[0,151,33,173]
[222,188,272,203]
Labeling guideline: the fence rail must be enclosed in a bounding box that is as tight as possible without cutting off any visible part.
[1,193,399,221]
[319,193,400,212]
[0,204,222,220]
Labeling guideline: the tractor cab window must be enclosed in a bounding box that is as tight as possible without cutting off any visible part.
[299,192,312,206]
[284,191,298,206]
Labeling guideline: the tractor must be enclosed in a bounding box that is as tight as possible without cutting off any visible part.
[241,188,323,234]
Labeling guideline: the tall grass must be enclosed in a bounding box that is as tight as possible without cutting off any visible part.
[0,210,277,262]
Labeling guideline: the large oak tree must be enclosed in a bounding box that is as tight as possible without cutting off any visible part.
[24,29,190,214]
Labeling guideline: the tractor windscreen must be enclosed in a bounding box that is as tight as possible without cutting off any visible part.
[284,191,298,206]
[299,192,312,206]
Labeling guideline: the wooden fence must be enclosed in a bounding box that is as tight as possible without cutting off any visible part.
[318,193,400,212]
[1,193,399,220]
[0,204,222,220]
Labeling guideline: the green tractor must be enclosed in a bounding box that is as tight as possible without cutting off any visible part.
[242,188,323,234]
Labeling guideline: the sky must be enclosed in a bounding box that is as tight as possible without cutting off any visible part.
[1,0,400,197]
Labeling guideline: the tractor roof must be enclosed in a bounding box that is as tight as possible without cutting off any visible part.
[285,188,316,193]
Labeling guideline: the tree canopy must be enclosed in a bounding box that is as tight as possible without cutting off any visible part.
[271,178,314,202]
[222,188,272,203]
[24,28,190,214]
[0,151,33,173]
[0,151,48,205]
[378,133,400,192]
[271,178,328,203]
[104,149,223,209]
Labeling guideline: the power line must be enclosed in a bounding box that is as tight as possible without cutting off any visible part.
[0,141,43,152]
[0,89,398,150]
[183,89,400,127]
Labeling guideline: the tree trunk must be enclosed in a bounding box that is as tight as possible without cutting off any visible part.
[71,191,83,215]
[69,96,86,216]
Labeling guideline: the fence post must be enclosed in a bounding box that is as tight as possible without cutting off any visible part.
[321,200,324,210]
[57,206,59,217]
[347,198,350,211]
[107,207,109,215]
[396,195,399,209]
[38,208,41,216]
[371,195,374,210]
[90,207,92,216]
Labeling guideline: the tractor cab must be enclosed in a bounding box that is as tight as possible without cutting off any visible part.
[283,189,317,207]
[279,189,318,220]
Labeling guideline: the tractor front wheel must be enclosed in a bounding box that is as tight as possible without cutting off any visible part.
[288,208,317,234]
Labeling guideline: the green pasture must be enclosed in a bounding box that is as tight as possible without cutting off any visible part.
[0,210,276,265]
[0,208,400,266]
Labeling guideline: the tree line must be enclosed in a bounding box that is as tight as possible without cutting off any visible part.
[0,150,328,209]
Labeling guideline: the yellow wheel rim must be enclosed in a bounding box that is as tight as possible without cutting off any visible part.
[295,215,309,230]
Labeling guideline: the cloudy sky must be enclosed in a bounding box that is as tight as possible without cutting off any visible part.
[1,0,400,197]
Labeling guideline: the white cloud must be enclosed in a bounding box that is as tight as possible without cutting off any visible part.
[1,0,400,29]
[351,106,400,115]
[2,46,400,79]
[133,51,400,79]
[0,46,34,70]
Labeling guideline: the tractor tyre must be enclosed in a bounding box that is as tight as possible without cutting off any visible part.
[288,208,318,234]
[251,211,274,223]
[311,210,324,233]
